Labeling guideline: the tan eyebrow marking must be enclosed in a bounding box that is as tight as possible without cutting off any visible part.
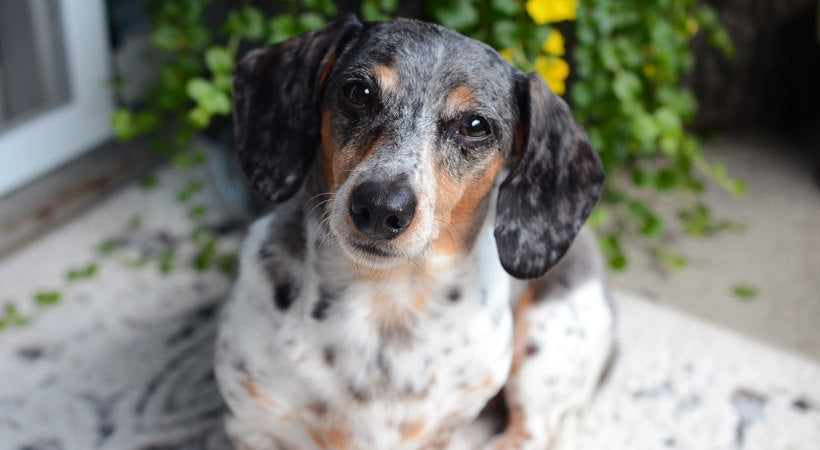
[373,64,398,93]
[444,85,478,116]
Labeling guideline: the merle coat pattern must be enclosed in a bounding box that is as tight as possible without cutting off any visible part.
[217,16,614,450]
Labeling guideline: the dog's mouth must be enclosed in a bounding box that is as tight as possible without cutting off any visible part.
[346,237,396,258]
[332,221,430,268]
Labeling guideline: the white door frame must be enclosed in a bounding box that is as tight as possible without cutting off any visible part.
[0,0,113,197]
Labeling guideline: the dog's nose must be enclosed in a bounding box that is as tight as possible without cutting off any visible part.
[349,181,417,240]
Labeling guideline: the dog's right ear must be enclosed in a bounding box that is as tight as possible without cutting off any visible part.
[233,15,362,203]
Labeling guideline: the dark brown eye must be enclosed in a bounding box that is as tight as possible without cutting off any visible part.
[343,82,373,106]
[458,116,491,138]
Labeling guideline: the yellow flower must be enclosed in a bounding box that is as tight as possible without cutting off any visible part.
[542,29,565,56]
[535,56,569,95]
[685,17,699,37]
[642,63,657,79]
[499,48,516,65]
[525,0,578,25]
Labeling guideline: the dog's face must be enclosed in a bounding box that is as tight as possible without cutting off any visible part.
[233,17,604,278]
[317,20,519,267]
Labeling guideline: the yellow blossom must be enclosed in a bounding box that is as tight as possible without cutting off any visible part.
[542,29,565,56]
[499,48,516,65]
[642,64,657,79]
[535,56,569,95]
[525,0,578,25]
[685,17,699,37]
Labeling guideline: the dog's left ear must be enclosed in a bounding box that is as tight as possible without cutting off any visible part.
[495,72,605,279]
[232,15,362,203]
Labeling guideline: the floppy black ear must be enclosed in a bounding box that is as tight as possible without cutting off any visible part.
[494,73,604,279]
[232,15,362,203]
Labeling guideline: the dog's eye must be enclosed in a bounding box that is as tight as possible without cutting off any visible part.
[343,82,373,106]
[458,116,491,138]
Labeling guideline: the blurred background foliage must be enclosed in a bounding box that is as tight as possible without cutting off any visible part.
[112,0,739,272]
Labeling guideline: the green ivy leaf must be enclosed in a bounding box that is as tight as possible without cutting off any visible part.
[205,47,233,74]
[640,213,664,237]
[490,0,519,16]
[212,73,233,92]
[188,204,208,221]
[654,248,688,271]
[609,253,628,271]
[429,0,479,32]
[218,253,238,276]
[630,112,660,146]
[319,0,339,16]
[66,264,98,281]
[186,77,213,101]
[379,0,399,14]
[655,169,679,191]
[111,109,136,141]
[241,7,266,40]
[733,283,758,300]
[654,106,683,135]
[194,239,217,272]
[587,207,611,229]
[269,15,298,44]
[612,72,641,102]
[298,13,326,32]
[177,180,203,202]
[491,19,518,49]
[159,248,175,274]
[151,23,182,51]
[631,167,653,187]
[188,106,210,129]
[140,174,159,190]
[34,291,62,307]
[362,0,386,21]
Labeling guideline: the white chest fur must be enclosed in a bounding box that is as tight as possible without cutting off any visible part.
[215,213,513,449]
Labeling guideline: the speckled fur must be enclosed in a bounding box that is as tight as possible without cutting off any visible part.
[217,16,613,450]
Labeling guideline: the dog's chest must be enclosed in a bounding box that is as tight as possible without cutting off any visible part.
[215,217,513,448]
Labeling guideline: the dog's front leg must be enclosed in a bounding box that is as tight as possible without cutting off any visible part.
[489,234,615,450]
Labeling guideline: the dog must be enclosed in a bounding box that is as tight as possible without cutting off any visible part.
[215,15,614,450]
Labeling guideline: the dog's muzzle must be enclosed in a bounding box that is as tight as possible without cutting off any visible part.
[349,180,417,241]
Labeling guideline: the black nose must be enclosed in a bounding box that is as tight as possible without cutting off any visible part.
[349,180,417,240]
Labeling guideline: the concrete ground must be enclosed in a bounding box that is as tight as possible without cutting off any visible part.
[0,135,817,449]
[615,134,820,360]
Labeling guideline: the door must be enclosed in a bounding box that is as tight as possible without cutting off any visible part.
[0,0,113,197]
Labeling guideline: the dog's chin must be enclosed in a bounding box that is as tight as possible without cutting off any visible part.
[338,236,407,269]
[331,229,426,269]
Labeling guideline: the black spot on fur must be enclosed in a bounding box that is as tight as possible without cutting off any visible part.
[323,347,335,367]
[274,280,297,311]
[792,397,812,412]
[525,342,540,356]
[312,285,337,320]
[17,347,43,360]
[348,383,368,402]
[447,288,462,302]
[312,299,331,320]
[258,244,276,260]
[233,359,248,374]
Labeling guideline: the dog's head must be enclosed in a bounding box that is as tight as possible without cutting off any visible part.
[233,16,603,279]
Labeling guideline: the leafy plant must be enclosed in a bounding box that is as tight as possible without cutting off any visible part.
[112,0,737,272]
[571,0,740,270]
[428,0,739,270]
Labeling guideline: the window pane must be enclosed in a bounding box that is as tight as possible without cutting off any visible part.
[0,0,70,131]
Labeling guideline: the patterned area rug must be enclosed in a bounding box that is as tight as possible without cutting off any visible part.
[0,167,239,449]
